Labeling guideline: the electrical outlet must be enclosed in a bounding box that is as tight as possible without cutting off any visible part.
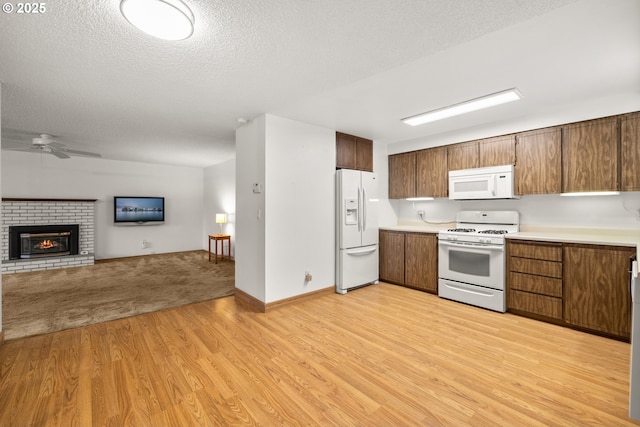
[141,240,149,249]
[418,210,424,218]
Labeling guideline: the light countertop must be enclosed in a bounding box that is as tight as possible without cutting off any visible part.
[379,223,640,263]
[507,225,640,248]
[379,224,450,234]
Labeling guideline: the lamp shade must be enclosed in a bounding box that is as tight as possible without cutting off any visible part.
[215,213,227,224]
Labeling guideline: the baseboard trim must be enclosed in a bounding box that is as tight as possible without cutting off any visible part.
[234,288,266,313]
[266,286,335,311]
[234,285,336,313]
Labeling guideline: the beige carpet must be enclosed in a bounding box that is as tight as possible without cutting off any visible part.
[2,250,234,341]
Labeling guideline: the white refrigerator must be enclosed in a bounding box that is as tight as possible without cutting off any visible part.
[336,169,379,294]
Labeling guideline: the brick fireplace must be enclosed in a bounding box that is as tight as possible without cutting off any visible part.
[2,198,96,273]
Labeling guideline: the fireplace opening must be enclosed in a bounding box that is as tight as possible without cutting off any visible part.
[9,225,79,260]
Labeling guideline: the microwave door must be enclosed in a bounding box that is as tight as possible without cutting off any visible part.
[450,174,495,199]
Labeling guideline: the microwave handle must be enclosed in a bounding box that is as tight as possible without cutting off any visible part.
[488,174,496,196]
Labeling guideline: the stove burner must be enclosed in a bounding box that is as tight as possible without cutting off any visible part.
[478,229,509,235]
[447,228,476,233]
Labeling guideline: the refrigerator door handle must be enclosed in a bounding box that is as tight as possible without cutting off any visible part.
[357,187,362,232]
[346,246,377,255]
[363,186,367,232]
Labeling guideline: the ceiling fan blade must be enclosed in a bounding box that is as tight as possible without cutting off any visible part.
[2,146,40,152]
[2,140,31,149]
[50,149,71,159]
[47,141,66,148]
[62,148,102,158]
[1,128,43,141]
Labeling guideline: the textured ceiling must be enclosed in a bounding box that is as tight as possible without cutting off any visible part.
[1,0,638,167]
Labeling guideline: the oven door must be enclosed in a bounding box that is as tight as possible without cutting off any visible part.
[438,240,505,290]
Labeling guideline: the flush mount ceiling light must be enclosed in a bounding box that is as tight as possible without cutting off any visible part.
[120,0,194,40]
[402,88,523,126]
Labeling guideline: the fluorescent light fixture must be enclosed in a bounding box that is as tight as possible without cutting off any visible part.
[120,0,195,40]
[406,197,434,201]
[560,191,620,197]
[402,88,523,126]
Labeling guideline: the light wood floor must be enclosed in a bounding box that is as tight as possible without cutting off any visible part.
[0,283,638,426]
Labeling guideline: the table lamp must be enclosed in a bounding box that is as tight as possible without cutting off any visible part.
[215,213,227,234]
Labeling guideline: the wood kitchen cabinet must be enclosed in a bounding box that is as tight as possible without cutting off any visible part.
[379,230,438,293]
[447,135,515,171]
[388,152,416,199]
[514,127,562,195]
[336,132,373,172]
[478,134,515,167]
[404,233,438,293]
[562,116,619,193]
[379,230,405,284]
[447,141,478,171]
[507,240,563,321]
[416,146,448,198]
[564,244,635,339]
[621,111,640,191]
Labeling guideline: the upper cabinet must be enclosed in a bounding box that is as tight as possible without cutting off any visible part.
[447,135,515,171]
[447,141,478,171]
[336,132,373,172]
[478,135,515,167]
[562,117,618,193]
[389,152,416,199]
[515,127,562,195]
[416,146,448,198]
[387,110,639,199]
[621,111,640,191]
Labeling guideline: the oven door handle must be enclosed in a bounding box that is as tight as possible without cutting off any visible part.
[438,240,504,251]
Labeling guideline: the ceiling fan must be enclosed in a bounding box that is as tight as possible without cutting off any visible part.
[2,132,101,159]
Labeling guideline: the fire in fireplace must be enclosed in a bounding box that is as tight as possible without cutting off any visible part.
[9,225,79,260]
[21,231,71,258]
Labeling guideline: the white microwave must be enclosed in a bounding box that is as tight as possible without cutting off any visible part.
[449,164,514,200]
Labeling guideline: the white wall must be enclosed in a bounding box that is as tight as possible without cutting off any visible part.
[393,193,640,229]
[0,82,3,334]
[235,116,267,302]
[1,151,204,259]
[235,114,336,304]
[264,115,335,303]
[203,158,236,256]
[374,138,397,227]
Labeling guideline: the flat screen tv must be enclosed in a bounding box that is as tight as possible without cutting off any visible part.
[114,196,165,224]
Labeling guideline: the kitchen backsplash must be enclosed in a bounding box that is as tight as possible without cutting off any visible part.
[389,191,640,229]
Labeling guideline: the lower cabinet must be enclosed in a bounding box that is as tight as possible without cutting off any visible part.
[379,230,437,294]
[405,233,438,293]
[507,240,563,321]
[507,239,635,340]
[564,244,635,339]
[379,230,405,284]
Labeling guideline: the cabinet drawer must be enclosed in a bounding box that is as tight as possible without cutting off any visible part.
[508,290,562,320]
[510,272,562,297]
[509,242,562,261]
[510,257,562,278]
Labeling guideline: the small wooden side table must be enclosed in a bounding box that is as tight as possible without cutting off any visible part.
[208,234,231,263]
